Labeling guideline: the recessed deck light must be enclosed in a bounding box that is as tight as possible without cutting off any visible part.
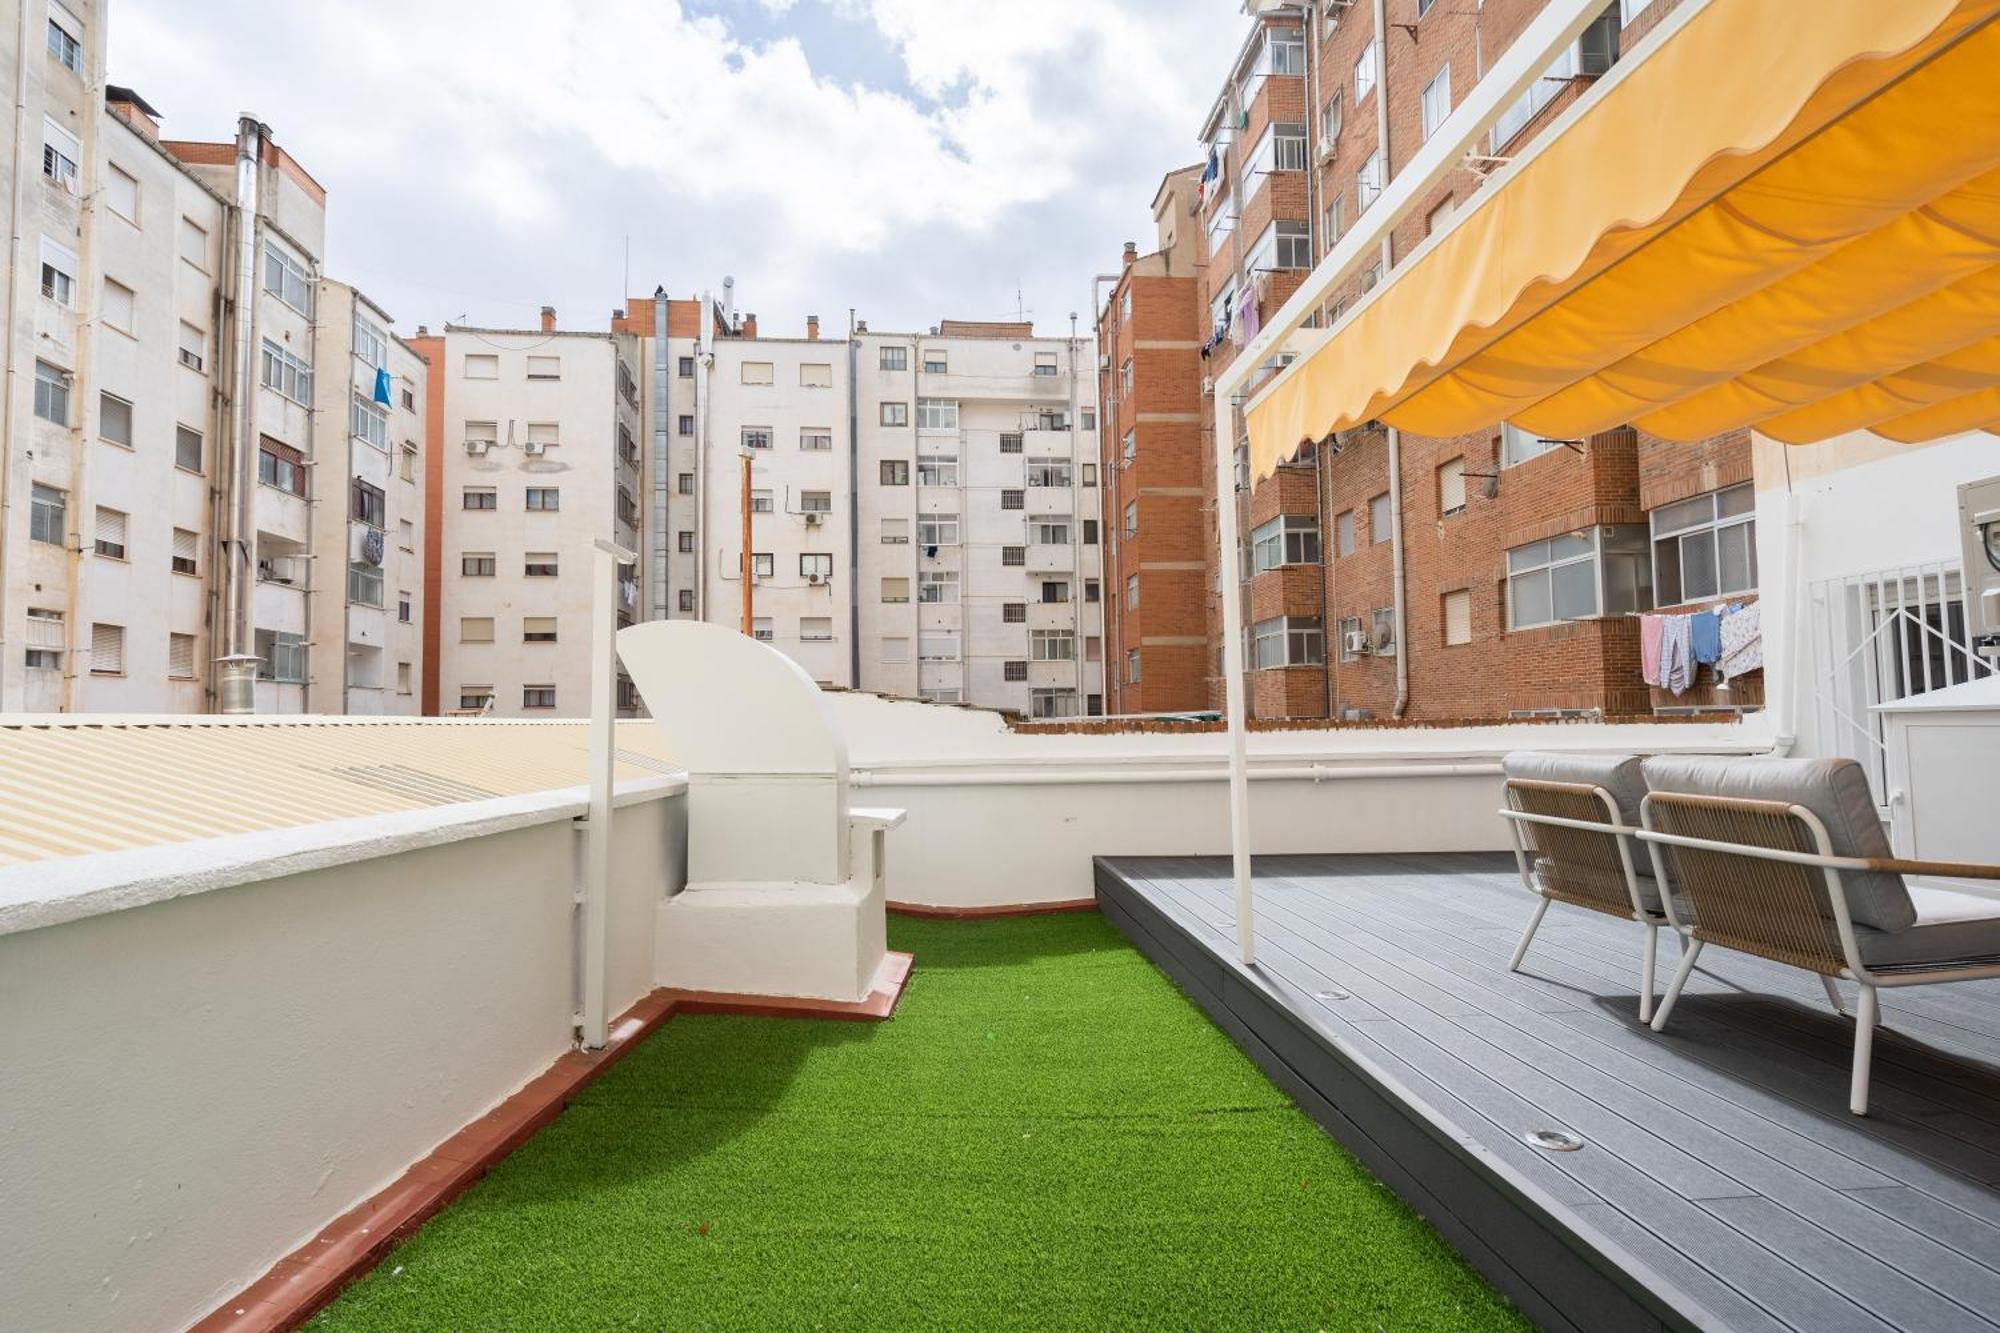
[1523,1128,1585,1152]
[1312,988,1350,1001]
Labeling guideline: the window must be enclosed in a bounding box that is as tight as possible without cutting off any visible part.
[1250,515,1321,572]
[1322,88,1343,145]
[462,486,496,510]
[1000,489,1024,511]
[524,354,560,380]
[678,590,695,613]
[1369,492,1392,544]
[917,513,959,547]
[525,487,560,511]
[1041,581,1070,604]
[678,530,696,553]
[263,243,313,314]
[176,321,207,372]
[42,118,78,190]
[1026,458,1072,488]
[356,317,392,370]
[880,345,908,371]
[1442,589,1473,646]
[97,278,134,333]
[800,491,832,514]
[918,456,959,488]
[255,628,306,683]
[1031,689,1079,720]
[459,616,495,643]
[169,633,196,680]
[170,527,198,576]
[740,361,774,385]
[1030,630,1075,662]
[798,428,833,452]
[800,362,833,388]
[1373,608,1398,656]
[396,659,412,692]
[1082,520,1098,545]
[350,479,386,528]
[1003,602,1027,624]
[47,9,81,71]
[1338,614,1364,662]
[1421,65,1452,140]
[1651,483,1757,605]
[882,577,911,603]
[523,551,558,577]
[260,439,307,497]
[1029,519,1070,546]
[749,617,774,642]
[97,393,133,448]
[921,349,948,374]
[1250,616,1325,668]
[166,425,203,474]
[678,414,694,437]
[800,616,833,642]
[916,399,958,431]
[674,355,694,378]
[1334,509,1356,557]
[1355,41,1378,100]
[1501,422,1559,467]
[1323,194,1346,249]
[260,339,312,404]
[351,395,388,451]
[456,686,494,712]
[919,632,960,662]
[398,519,415,551]
[919,571,960,604]
[881,636,911,663]
[678,472,695,496]
[741,426,773,450]
[1004,660,1028,683]
[462,552,495,576]
[1438,457,1467,515]
[1124,501,1138,537]
[800,553,833,581]
[34,360,69,424]
[90,623,124,675]
[1506,527,1653,630]
[1084,579,1100,603]
[179,216,208,269]
[881,459,909,485]
[39,238,75,306]
[522,685,557,710]
[1127,649,1142,683]
[1492,16,1620,148]
[348,559,383,607]
[1126,575,1140,609]
[1034,352,1059,377]
[522,617,558,643]
[463,354,498,380]
[1249,120,1307,176]
[1081,463,1097,487]
[999,432,1023,454]
[93,506,126,559]
[1357,151,1383,211]
[1001,545,1025,567]
[881,518,909,544]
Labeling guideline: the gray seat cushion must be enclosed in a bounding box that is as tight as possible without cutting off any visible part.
[1503,751,1663,912]
[1856,885,2000,968]
[1639,755,1914,933]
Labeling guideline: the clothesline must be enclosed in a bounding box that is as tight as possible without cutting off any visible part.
[1637,600,1762,697]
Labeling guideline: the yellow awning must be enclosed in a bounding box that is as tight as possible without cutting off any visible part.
[1247,0,2000,483]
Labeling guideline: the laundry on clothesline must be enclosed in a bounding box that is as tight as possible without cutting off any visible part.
[1719,601,1763,682]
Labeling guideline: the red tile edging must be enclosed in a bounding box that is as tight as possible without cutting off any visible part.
[189,953,915,1333]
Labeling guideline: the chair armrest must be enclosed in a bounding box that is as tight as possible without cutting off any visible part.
[1862,857,2000,882]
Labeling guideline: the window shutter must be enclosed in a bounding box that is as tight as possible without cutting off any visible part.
[1443,590,1473,646]
[91,622,123,673]
[95,507,127,553]
[1439,457,1467,514]
[168,632,195,679]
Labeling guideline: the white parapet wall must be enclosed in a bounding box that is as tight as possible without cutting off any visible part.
[828,692,1769,910]
[0,780,685,1333]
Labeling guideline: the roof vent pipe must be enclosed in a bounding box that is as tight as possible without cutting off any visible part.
[722,275,736,330]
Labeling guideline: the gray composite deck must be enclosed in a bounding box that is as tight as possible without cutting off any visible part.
[1095,852,2000,1333]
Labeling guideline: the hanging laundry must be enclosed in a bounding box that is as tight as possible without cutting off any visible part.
[1690,610,1722,665]
[1236,283,1260,345]
[1659,614,1695,696]
[1639,614,1666,687]
[1719,602,1763,681]
[373,365,394,406]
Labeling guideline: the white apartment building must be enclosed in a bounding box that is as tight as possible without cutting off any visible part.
[433,320,643,718]
[853,322,1105,717]
[309,282,426,714]
[700,326,853,687]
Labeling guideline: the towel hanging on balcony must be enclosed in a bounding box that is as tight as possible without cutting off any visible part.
[1639,613,1666,686]
[1690,610,1722,665]
[373,366,393,406]
[1719,602,1763,681]
[1660,614,1695,695]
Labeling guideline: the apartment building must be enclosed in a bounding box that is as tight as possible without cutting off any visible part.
[854,321,1106,717]
[1180,0,1755,722]
[429,314,643,718]
[309,282,426,714]
[1096,166,1210,715]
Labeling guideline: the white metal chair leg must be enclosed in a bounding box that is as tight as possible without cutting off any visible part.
[1650,939,1703,1032]
[1638,924,1659,1024]
[1509,897,1551,973]
[1819,973,1846,1016]
[1851,983,1878,1115]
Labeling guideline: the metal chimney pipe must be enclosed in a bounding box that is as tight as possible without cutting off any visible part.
[722,275,736,330]
[218,114,266,713]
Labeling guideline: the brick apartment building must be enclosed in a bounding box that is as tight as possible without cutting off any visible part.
[1098,0,1760,723]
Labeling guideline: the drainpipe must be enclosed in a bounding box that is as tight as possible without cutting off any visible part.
[695,288,712,621]
[1770,490,1807,757]
[1370,0,1411,719]
[217,115,266,713]
[58,34,105,711]
[846,308,860,686]
[0,0,34,704]
[1305,0,1324,267]
[652,286,669,621]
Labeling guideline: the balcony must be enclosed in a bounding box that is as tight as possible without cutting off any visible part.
[1024,542,1074,573]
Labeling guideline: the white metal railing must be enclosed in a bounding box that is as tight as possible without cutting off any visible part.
[1809,558,1994,802]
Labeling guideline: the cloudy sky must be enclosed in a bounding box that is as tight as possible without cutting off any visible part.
[109,0,1242,341]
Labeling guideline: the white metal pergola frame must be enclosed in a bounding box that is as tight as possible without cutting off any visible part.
[1205,0,1700,964]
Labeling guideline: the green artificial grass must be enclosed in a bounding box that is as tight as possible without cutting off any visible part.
[311,914,1526,1331]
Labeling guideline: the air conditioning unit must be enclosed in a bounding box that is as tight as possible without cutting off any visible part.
[804,512,823,526]
[1201,376,1215,395]
[807,572,825,586]
[464,439,493,455]
[1343,629,1372,656]
[523,440,547,456]
[1098,354,1111,371]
